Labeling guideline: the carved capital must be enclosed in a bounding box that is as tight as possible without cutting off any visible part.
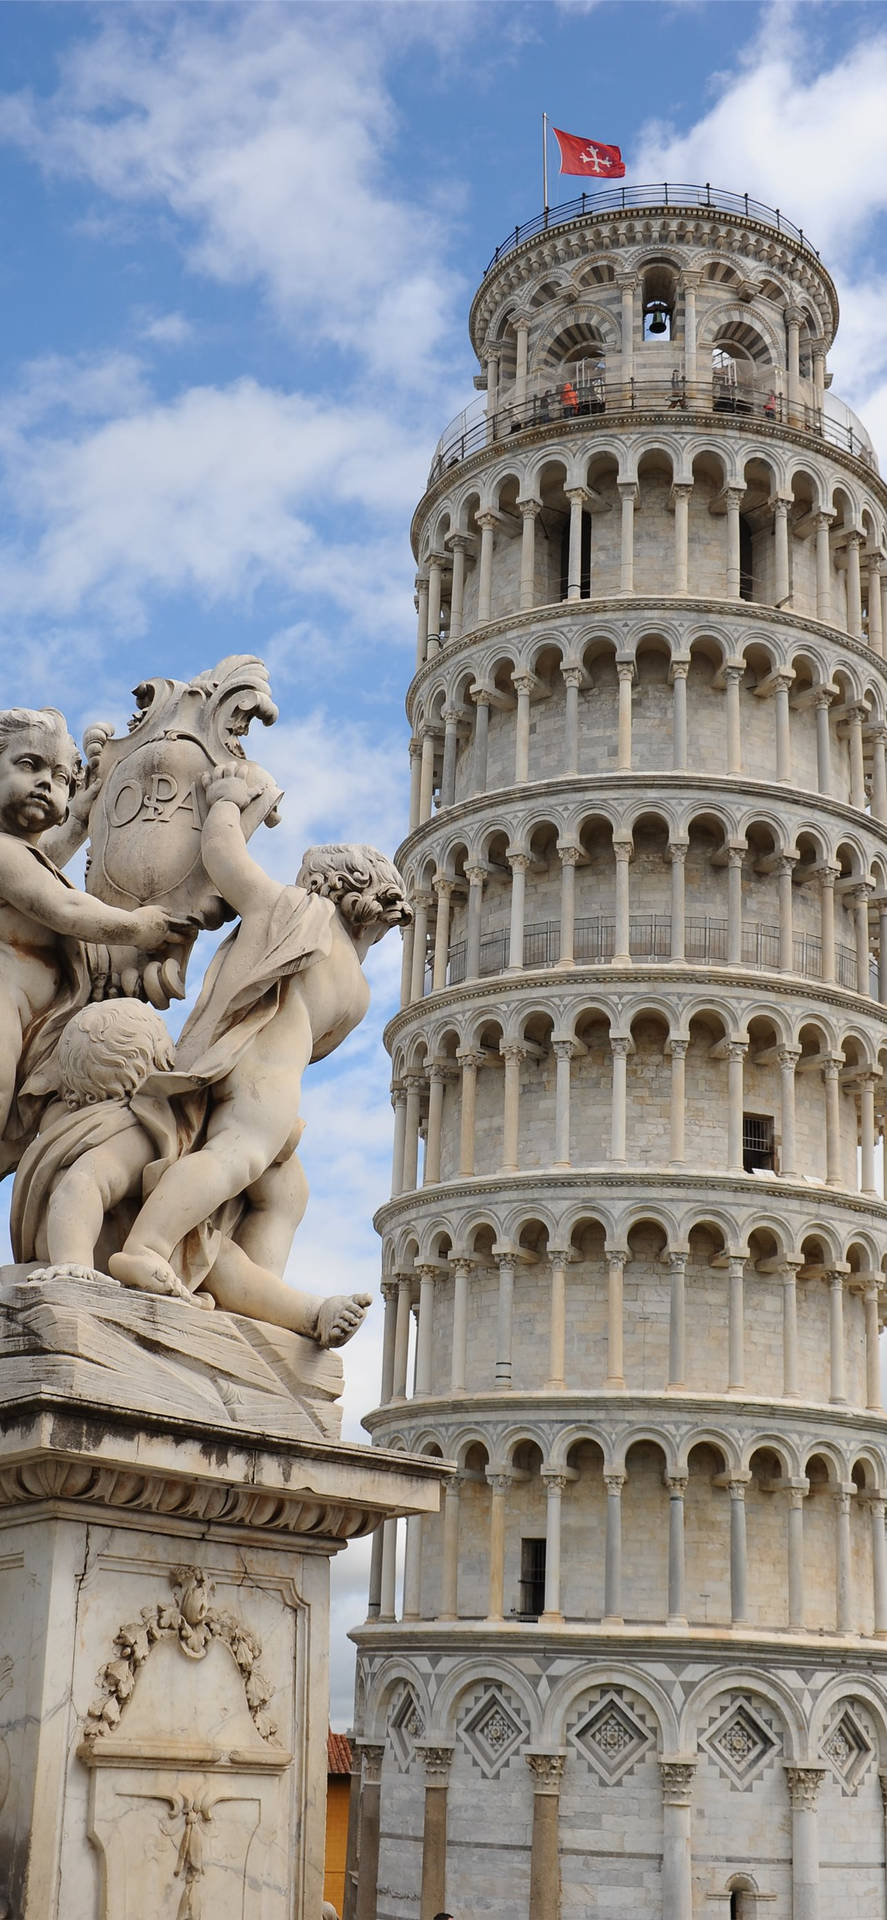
[359,1741,386,1785]
[526,1750,566,1794]
[785,1765,825,1811]
[604,1471,625,1496]
[417,1741,454,1784]
[542,1472,569,1494]
[659,1760,696,1805]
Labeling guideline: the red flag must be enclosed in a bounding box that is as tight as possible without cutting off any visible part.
[553,127,625,179]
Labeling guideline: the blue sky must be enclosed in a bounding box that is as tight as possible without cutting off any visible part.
[5,0,887,1721]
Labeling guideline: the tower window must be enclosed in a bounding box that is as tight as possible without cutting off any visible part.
[519,1537,546,1617]
[743,1113,774,1173]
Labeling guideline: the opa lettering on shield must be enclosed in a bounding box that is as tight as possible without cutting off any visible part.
[107,772,204,829]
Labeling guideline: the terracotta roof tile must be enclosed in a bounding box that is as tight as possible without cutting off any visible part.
[328,1730,353,1775]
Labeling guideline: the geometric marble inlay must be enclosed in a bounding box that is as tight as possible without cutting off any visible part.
[460,1685,527,1778]
[701,1697,779,1791]
[570,1690,654,1785]
[822,1706,875,1795]
[389,1686,425,1772]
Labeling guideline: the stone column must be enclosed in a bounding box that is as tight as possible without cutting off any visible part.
[390,1083,408,1196]
[773,495,791,606]
[566,487,588,599]
[439,710,460,809]
[836,1485,854,1632]
[865,1278,883,1410]
[426,556,443,657]
[546,1249,569,1389]
[609,1036,630,1165]
[415,575,429,670]
[668,1249,687,1386]
[774,670,793,780]
[423,1067,446,1187]
[777,855,795,972]
[605,1246,627,1387]
[431,876,453,992]
[724,661,744,773]
[786,305,802,422]
[494,1252,516,1385]
[526,1754,566,1920]
[727,847,744,967]
[517,497,541,609]
[391,1268,415,1399]
[446,532,470,640]
[778,1047,800,1178]
[449,1257,471,1394]
[414,1264,437,1393]
[823,1060,842,1188]
[726,1043,747,1175]
[512,672,534,784]
[666,1475,688,1624]
[408,737,422,833]
[603,1471,625,1620]
[814,689,833,795]
[815,512,833,622]
[671,657,690,765]
[507,850,530,968]
[616,660,634,769]
[500,1041,527,1171]
[870,1494,887,1637]
[401,1076,423,1193]
[562,666,582,774]
[727,1253,746,1389]
[618,481,638,594]
[785,1767,824,1918]
[418,729,437,822]
[553,1038,575,1167]
[788,1484,807,1628]
[728,1477,750,1623]
[440,1476,462,1618]
[417,1744,454,1920]
[557,843,580,966]
[486,1471,511,1617]
[669,841,687,963]
[613,838,632,960]
[782,1261,802,1398]
[514,314,530,406]
[471,690,490,794]
[619,274,636,390]
[869,726,887,821]
[818,864,838,983]
[380,1516,398,1618]
[846,530,864,638]
[681,269,699,385]
[355,1742,386,1920]
[542,1473,568,1621]
[845,705,867,809]
[725,486,744,597]
[409,891,431,1002]
[484,346,499,430]
[668,1039,688,1165]
[476,511,498,622]
[869,554,884,655]
[402,1511,423,1618]
[853,885,872,996]
[465,864,485,978]
[828,1270,846,1402]
[380,1278,398,1403]
[659,1761,695,1920]
[860,1076,878,1195]
[456,1048,483,1176]
[672,486,692,594]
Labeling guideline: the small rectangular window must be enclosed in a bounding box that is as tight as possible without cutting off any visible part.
[743,1112,774,1172]
[519,1537,546,1618]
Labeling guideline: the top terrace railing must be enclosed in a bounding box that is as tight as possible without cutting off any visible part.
[483,185,819,275]
[426,376,878,487]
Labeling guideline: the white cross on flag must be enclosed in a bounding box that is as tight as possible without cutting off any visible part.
[553,127,625,179]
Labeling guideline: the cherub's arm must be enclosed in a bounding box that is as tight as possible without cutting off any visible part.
[200,770,282,921]
[0,834,179,948]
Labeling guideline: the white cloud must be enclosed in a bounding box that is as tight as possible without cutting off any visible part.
[0,7,469,386]
[258,711,409,871]
[138,311,194,347]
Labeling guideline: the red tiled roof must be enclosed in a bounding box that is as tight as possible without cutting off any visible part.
[328,1730,353,1775]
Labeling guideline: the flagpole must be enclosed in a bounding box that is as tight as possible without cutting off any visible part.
[542,111,549,215]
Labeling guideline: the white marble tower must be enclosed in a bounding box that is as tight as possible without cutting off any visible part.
[350,184,887,1920]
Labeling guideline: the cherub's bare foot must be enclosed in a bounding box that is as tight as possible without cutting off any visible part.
[27,1263,102,1285]
[108,1249,195,1305]
[315,1292,372,1349]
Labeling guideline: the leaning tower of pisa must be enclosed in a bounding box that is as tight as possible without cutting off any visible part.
[349,186,887,1920]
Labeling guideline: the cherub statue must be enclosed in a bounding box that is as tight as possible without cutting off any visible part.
[105,767,410,1315]
[11,998,372,1346]
[0,707,184,1174]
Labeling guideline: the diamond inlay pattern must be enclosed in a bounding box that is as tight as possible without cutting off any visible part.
[571,1690,654,1785]
[822,1707,875,1795]
[701,1697,779,1791]
[459,1685,528,1778]
[389,1687,425,1771]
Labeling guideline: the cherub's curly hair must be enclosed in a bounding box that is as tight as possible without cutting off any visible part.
[296,844,411,930]
[57,1002,175,1109]
[0,707,80,789]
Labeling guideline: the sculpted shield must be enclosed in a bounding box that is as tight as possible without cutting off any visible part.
[86,656,282,1006]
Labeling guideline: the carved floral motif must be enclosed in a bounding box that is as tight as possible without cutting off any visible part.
[82,1567,277,1746]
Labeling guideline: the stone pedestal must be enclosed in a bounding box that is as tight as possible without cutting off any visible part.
[0,1269,442,1919]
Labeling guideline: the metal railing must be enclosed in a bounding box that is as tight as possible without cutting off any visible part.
[483,185,819,276]
[431,917,873,993]
[427,378,876,486]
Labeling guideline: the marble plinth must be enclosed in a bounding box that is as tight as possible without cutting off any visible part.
[0,1269,444,1920]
